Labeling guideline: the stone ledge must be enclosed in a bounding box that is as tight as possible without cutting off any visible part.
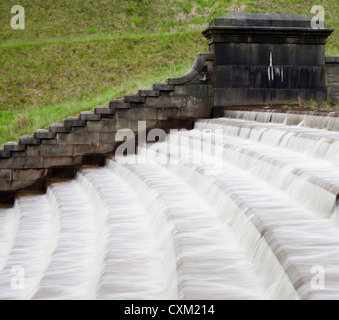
[80,111,101,121]
[124,94,146,103]
[208,13,313,28]
[153,83,175,91]
[109,100,130,110]
[4,142,26,152]
[94,105,115,115]
[34,129,55,140]
[64,118,86,127]
[325,55,339,64]
[139,89,160,97]
[49,124,71,134]
[19,136,41,146]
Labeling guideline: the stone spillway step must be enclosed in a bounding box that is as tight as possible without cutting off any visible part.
[2,115,339,299]
[106,160,267,300]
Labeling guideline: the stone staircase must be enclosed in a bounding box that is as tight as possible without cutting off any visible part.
[0,53,214,203]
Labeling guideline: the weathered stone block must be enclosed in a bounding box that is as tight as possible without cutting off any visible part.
[25,146,41,157]
[34,129,55,140]
[43,156,83,168]
[71,126,89,134]
[41,139,58,145]
[57,132,100,144]
[326,58,339,104]
[153,83,175,91]
[86,119,117,133]
[85,120,101,132]
[124,94,146,103]
[80,111,101,121]
[74,143,114,155]
[13,169,45,181]
[213,88,327,107]
[99,133,115,144]
[213,43,325,66]
[174,84,210,97]
[49,124,71,134]
[64,118,86,128]
[0,180,11,191]
[116,107,158,121]
[19,136,41,146]
[94,106,115,115]
[145,96,187,109]
[109,100,130,110]
[11,157,44,169]
[11,180,42,191]
[40,144,73,157]
[0,169,12,180]
[4,142,25,152]
[0,158,12,169]
[0,150,11,158]
[115,120,140,132]
[139,89,160,97]
[11,151,27,157]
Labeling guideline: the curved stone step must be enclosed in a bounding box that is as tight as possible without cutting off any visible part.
[0,194,58,299]
[224,109,339,131]
[196,118,339,164]
[0,206,19,272]
[138,140,339,299]
[33,180,108,300]
[107,159,268,300]
[78,167,177,300]
[175,127,339,217]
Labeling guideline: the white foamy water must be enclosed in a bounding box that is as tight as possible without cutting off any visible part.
[1,110,339,299]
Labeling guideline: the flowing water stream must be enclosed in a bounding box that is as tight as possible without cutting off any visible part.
[1,110,339,300]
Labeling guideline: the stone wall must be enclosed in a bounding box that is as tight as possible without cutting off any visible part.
[203,13,333,109]
[326,56,339,105]
[0,53,214,203]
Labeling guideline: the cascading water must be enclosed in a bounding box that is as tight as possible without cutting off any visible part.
[2,109,339,299]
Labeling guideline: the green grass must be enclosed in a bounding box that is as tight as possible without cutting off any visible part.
[0,0,338,145]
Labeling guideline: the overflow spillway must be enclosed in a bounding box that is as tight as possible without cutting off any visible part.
[1,110,339,299]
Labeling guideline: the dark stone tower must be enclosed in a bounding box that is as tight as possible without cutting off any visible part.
[202,13,333,108]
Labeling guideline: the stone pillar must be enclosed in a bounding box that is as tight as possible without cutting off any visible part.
[202,13,333,108]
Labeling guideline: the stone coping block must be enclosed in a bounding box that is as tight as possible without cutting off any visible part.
[49,123,71,134]
[80,111,101,121]
[4,142,26,152]
[208,13,313,28]
[326,56,339,64]
[124,94,146,103]
[94,105,115,115]
[34,129,55,140]
[153,83,175,91]
[139,89,160,97]
[64,118,86,127]
[19,136,41,146]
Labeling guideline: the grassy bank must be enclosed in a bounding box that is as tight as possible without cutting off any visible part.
[0,0,338,145]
